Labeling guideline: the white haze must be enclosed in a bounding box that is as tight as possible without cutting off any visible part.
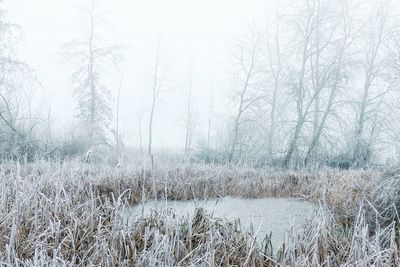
[5,0,269,150]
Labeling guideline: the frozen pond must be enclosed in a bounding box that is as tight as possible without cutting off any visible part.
[122,197,316,251]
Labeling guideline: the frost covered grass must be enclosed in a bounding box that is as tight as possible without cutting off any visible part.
[0,159,399,266]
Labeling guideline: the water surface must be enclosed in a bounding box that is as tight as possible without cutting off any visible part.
[122,197,316,250]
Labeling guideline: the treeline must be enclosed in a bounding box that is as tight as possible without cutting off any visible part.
[196,0,400,168]
[0,2,118,162]
[1,0,400,168]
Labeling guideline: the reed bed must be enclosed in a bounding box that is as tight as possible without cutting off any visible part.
[0,159,398,266]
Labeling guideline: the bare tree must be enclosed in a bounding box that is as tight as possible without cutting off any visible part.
[181,67,196,158]
[207,88,214,152]
[228,28,262,163]
[264,6,283,164]
[114,76,123,162]
[63,0,123,149]
[0,3,41,161]
[304,0,359,165]
[136,111,145,156]
[385,20,400,162]
[282,0,319,167]
[282,0,345,167]
[147,38,167,161]
[352,0,394,166]
[44,106,52,153]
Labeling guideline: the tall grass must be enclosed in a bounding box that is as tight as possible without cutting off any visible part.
[0,159,398,266]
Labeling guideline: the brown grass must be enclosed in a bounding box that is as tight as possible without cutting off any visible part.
[0,159,398,266]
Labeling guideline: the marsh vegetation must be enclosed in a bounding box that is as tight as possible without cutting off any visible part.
[0,160,398,266]
[2,0,400,266]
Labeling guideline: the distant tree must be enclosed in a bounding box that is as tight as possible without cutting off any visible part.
[282,0,344,167]
[227,27,263,163]
[282,0,318,167]
[147,38,167,161]
[264,6,283,164]
[304,0,358,166]
[207,87,214,153]
[63,0,123,149]
[352,0,394,166]
[137,111,145,156]
[181,67,197,158]
[0,3,41,161]
[114,76,123,162]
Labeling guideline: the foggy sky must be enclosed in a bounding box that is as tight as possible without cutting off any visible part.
[4,0,269,150]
